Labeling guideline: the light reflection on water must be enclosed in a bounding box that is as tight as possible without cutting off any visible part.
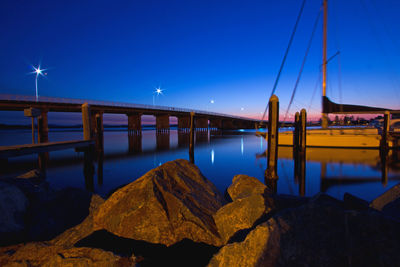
[1,128,399,201]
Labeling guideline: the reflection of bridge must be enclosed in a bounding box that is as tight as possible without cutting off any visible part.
[0,94,260,136]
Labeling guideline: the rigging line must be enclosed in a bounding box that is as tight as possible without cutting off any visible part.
[307,68,321,113]
[284,9,321,122]
[260,0,307,123]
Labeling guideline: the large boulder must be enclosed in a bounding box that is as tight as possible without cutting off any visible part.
[227,175,268,201]
[93,159,225,246]
[0,181,29,246]
[213,194,269,244]
[209,193,400,267]
[0,242,133,266]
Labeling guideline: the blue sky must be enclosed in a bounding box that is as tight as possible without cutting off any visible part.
[1,0,400,124]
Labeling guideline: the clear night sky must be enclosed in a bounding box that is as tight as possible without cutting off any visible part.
[1,0,400,124]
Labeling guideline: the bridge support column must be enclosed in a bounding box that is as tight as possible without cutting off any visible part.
[209,118,222,130]
[156,132,170,150]
[127,113,142,134]
[156,114,170,132]
[222,119,236,130]
[38,110,49,143]
[195,117,208,131]
[178,116,191,132]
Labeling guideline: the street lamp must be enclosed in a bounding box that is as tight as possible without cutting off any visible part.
[31,64,47,102]
[153,87,164,106]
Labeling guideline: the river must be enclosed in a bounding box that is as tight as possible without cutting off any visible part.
[1,127,399,201]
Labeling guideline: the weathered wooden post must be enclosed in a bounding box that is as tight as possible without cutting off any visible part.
[381,111,390,150]
[293,112,300,150]
[265,94,279,180]
[95,113,104,152]
[82,103,92,141]
[189,112,195,164]
[300,108,307,151]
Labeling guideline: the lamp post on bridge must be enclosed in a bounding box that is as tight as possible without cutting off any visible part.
[30,64,47,102]
[153,87,163,106]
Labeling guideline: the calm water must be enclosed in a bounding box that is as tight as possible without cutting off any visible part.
[1,128,399,201]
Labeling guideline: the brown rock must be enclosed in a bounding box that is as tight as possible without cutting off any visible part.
[213,194,269,244]
[209,193,400,267]
[0,242,132,267]
[93,159,225,246]
[227,175,268,201]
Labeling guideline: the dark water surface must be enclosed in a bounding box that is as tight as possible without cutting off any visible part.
[1,128,399,201]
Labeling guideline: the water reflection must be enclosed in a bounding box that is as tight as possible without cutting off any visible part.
[2,129,400,201]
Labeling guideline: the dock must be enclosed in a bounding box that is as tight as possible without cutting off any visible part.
[0,140,94,158]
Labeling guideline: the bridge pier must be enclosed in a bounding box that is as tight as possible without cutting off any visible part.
[222,119,236,130]
[156,114,170,132]
[195,117,208,131]
[178,116,191,132]
[209,118,222,130]
[127,113,142,134]
[156,132,170,150]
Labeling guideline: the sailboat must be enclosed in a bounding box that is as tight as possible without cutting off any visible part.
[275,0,397,149]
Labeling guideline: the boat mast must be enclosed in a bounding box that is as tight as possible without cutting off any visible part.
[321,0,328,128]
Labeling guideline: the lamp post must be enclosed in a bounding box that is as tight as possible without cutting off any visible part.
[153,87,163,106]
[31,65,47,102]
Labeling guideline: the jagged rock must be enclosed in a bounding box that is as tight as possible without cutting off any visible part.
[343,192,369,211]
[209,193,400,267]
[264,193,308,212]
[0,242,133,267]
[0,181,29,246]
[213,194,269,244]
[50,194,104,247]
[93,159,225,246]
[227,175,268,201]
[16,169,44,180]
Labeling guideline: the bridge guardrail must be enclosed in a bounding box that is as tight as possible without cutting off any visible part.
[0,94,260,122]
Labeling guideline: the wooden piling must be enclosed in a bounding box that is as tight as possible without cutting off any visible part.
[300,108,307,151]
[189,112,195,164]
[31,117,35,144]
[82,103,92,141]
[266,95,279,179]
[381,111,390,150]
[293,112,300,150]
[95,113,104,152]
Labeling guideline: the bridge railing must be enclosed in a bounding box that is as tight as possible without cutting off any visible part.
[0,94,259,122]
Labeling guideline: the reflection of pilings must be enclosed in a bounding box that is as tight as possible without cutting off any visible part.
[265,95,279,180]
[38,153,48,178]
[83,146,95,192]
[37,114,49,176]
[189,112,195,164]
[178,132,190,147]
[381,111,390,150]
[156,132,170,150]
[196,130,208,143]
[380,148,388,186]
[294,150,306,196]
[128,133,142,153]
[265,178,277,194]
[95,113,104,153]
[97,151,104,186]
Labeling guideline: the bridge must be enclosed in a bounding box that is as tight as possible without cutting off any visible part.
[0,94,260,143]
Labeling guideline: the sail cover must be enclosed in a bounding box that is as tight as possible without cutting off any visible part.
[322,96,390,114]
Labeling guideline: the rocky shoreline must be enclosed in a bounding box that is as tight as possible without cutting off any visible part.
[1,159,400,266]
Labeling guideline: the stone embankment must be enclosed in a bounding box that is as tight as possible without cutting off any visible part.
[1,159,400,266]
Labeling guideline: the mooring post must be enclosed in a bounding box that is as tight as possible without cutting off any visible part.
[300,108,307,151]
[381,111,390,150]
[95,113,104,152]
[82,103,92,141]
[189,111,195,164]
[293,112,300,150]
[265,95,279,180]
